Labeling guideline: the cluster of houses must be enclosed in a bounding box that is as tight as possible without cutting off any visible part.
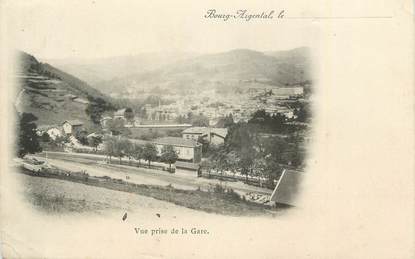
[37,111,228,164]
[37,120,85,140]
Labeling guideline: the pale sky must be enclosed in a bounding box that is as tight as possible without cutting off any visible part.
[3,0,322,59]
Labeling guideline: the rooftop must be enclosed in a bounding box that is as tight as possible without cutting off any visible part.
[62,120,84,126]
[37,124,60,131]
[210,128,228,138]
[154,137,200,148]
[182,127,209,134]
[182,127,228,138]
[114,108,127,116]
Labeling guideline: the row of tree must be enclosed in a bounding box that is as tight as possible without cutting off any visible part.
[200,110,306,187]
[103,136,178,171]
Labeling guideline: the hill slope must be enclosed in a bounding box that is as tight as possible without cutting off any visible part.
[95,48,312,96]
[45,52,196,85]
[15,51,115,127]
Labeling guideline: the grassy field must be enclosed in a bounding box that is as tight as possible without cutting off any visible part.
[129,127,182,140]
[20,173,170,214]
[19,167,283,216]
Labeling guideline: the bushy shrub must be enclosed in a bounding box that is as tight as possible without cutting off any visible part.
[213,184,225,194]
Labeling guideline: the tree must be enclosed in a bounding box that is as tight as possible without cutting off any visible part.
[41,132,51,143]
[287,142,305,167]
[123,139,134,165]
[107,118,131,136]
[113,138,130,164]
[17,113,42,157]
[85,97,114,125]
[160,145,178,171]
[50,135,70,150]
[103,136,117,163]
[225,122,258,152]
[293,101,311,123]
[124,107,135,122]
[262,137,290,164]
[142,143,158,168]
[191,114,210,127]
[197,135,210,156]
[88,135,103,151]
[252,157,267,187]
[200,159,213,177]
[223,122,259,181]
[237,147,255,183]
[248,109,287,133]
[75,130,88,145]
[132,143,144,167]
[211,148,230,174]
[262,159,283,187]
[139,107,147,119]
[215,114,234,128]
[175,115,188,124]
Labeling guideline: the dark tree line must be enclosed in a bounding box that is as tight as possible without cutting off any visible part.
[103,136,178,170]
[201,110,307,187]
[85,97,116,125]
[17,112,42,157]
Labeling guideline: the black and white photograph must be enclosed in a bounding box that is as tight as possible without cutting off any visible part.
[0,0,413,258]
[14,44,313,215]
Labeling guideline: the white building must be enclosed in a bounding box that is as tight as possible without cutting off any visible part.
[130,137,202,163]
[37,125,63,140]
[62,120,84,135]
[100,116,112,128]
[153,137,202,163]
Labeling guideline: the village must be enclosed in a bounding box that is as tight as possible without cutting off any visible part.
[26,83,309,207]
[14,48,311,214]
[34,84,308,166]
[19,82,310,210]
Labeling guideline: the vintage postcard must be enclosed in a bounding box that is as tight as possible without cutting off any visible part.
[0,0,413,258]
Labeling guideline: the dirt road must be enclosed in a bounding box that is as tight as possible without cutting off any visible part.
[33,152,273,196]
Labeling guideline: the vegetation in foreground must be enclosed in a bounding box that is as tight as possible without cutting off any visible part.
[19,167,283,216]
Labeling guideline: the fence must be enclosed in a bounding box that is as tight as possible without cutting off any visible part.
[102,157,176,173]
[200,170,276,190]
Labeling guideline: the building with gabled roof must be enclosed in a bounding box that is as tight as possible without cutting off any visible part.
[182,127,228,145]
[62,120,84,135]
[114,108,134,121]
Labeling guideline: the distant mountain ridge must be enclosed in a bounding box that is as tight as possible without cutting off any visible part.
[46,47,312,96]
[45,52,197,85]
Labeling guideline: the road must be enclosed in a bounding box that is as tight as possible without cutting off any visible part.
[33,151,272,196]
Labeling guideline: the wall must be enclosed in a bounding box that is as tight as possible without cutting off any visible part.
[210,134,225,145]
[155,144,195,161]
[183,133,201,141]
[62,123,72,134]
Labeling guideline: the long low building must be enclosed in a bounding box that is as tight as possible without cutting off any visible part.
[130,136,202,163]
[126,124,192,129]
